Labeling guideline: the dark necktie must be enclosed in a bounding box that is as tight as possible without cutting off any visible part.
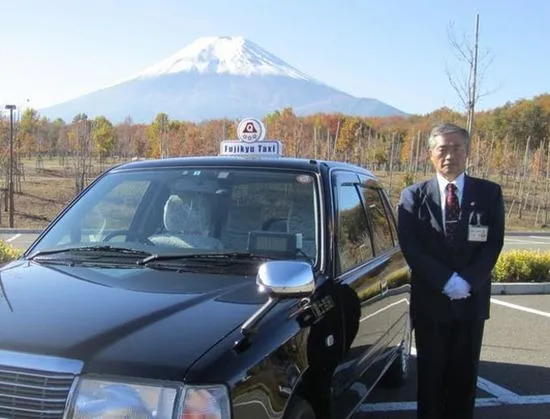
[445,183,460,245]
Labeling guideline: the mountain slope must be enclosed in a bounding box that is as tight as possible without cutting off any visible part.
[40,36,407,122]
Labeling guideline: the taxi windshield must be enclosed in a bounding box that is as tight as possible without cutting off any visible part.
[28,167,320,266]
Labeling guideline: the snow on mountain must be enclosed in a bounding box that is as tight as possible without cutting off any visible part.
[131,36,320,83]
[39,36,407,123]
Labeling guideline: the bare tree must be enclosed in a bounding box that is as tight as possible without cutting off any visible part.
[72,118,93,194]
[445,14,500,136]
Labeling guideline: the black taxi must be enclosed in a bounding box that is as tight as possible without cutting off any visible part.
[0,119,411,419]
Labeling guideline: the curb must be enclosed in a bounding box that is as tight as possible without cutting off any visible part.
[491,282,550,295]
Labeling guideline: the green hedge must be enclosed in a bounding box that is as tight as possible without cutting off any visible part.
[492,249,550,283]
[0,240,22,264]
[0,240,549,283]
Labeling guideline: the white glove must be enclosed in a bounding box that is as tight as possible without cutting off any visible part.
[443,273,471,300]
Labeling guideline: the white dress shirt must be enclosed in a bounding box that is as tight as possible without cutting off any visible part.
[435,172,471,298]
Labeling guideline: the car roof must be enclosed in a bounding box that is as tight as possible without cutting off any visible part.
[109,156,378,179]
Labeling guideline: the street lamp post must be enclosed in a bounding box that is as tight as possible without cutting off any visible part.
[5,105,16,228]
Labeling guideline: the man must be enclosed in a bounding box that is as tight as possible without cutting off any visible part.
[397,123,505,419]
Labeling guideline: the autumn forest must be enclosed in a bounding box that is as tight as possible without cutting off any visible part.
[0,93,549,229]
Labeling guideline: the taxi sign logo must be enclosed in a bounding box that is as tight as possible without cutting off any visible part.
[237,118,265,143]
[243,122,257,133]
[219,117,282,158]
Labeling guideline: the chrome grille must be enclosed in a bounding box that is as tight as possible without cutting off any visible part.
[0,350,83,419]
[0,365,74,419]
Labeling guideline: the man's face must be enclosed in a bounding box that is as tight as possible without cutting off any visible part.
[429,132,468,181]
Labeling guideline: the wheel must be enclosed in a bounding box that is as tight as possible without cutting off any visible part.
[381,319,412,388]
[284,395,316,419]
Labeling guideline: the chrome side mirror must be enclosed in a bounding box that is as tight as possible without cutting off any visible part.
[257,260,315,297]
[237,261,315,345]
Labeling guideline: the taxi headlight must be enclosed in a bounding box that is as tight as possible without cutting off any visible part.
[68,377,231,419]
[181,387,231,419]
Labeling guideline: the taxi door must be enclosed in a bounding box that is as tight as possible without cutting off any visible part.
[357,175,411,375]
[328,170,388,412]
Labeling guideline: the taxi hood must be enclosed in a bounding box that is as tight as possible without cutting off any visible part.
[0,260,266,379]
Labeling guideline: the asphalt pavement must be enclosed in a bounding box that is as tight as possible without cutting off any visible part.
[503,232,550,251]
[1,231,41,253]
[355,294,550,419]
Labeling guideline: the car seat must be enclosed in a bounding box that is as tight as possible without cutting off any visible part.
[149,194,223,249]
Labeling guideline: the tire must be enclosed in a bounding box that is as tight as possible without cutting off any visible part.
[284,395,316,419]
[381,320,412,388]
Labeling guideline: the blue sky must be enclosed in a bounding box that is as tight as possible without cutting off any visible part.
[1,0,548,116]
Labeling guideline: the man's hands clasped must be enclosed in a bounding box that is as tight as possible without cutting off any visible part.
[443,273,471,300]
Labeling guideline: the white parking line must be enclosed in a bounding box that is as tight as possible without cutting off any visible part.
[476,377,519,399]
[359,298,409,322]
[6,234,21,243]
[411,346,520,400]
[491,298,550,318]
[361,346,550,412]
[360,395,550,412]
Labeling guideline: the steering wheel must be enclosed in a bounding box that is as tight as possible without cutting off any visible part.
[102,230,155,246]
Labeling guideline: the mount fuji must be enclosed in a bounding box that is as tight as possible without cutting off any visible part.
[40,36,407,123]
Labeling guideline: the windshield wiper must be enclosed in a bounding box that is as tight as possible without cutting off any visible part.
[137,251,284,266]
[27,245,152,261]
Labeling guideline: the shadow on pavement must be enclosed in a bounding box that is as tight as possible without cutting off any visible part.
[353,359,550,418]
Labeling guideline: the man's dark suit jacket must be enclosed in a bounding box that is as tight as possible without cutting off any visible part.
[397,174,505,324]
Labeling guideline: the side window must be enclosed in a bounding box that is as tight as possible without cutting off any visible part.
[380,190,398,244]
[335,181,374,274]
[360,186,395,254]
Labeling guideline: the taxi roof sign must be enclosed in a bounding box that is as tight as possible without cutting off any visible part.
[237,118,266,143]
[220,117,283,158]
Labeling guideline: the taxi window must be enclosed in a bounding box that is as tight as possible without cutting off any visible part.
[27,171,151,252]
[360,186,395,254]
[335,180,374,274]
[380,190,398,244]
[30,167,319,264]
[221,172,318,263]
[83,181,149,232]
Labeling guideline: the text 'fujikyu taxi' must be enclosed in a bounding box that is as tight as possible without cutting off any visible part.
[219,118,283,158]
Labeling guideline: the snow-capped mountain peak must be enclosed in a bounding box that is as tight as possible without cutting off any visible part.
[133,36,319,82]
[39,35,407,123]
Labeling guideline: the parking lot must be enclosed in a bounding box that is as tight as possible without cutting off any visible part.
[356,294,550,418]
[2,232,549,418]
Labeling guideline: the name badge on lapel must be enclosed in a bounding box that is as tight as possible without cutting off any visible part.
[468,210,488,242]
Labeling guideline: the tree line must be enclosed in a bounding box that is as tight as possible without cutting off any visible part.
[0,94,547,168]
[1,93,549,226]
